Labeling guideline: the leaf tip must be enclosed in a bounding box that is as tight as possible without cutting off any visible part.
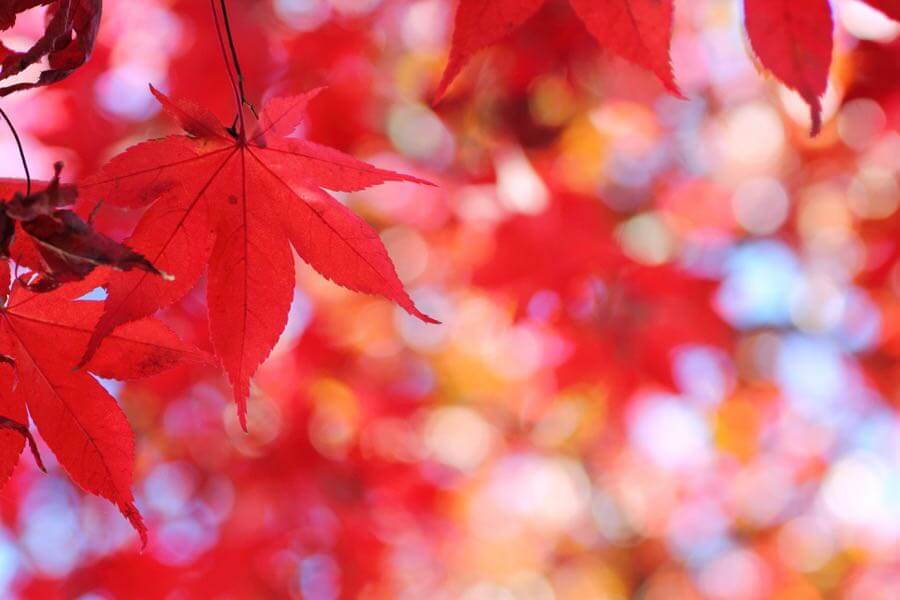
[0,417,47,473]
[432,57,467,106]
[808,99,824,137]
[431,74,454,106]
[406,303,441,325]
[407,174,439,188]
[76,331,105,372]
[148,83,164,103]
[666,80,688,101]
[73,354,90,372]
[26,438,46,473]
[234,388,250,433]
[431,89,447,107]
[120,501,149,550]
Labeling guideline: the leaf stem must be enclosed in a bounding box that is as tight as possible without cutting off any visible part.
[211,0,256,138]
[0,106,31,197]
[219,1,251,109]
[210,0,243,136]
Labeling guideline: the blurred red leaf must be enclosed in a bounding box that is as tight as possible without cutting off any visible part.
[476,193,730,395]
[435,0,680,100]
[863,0,900,20]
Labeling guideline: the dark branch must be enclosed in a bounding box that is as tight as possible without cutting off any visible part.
[213,0,257,138]
[0,106,31,197]
[210,0,242,133]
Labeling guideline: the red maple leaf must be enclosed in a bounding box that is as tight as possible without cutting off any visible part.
[0,0,101,96]
[77,86,436,430]
[435,0,681,100]
[743,0,834,136]
[0,271,205,544]
[474,193,731,396]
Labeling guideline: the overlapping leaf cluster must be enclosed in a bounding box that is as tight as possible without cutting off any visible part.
[436,0,899,134]
[0,0,436,540]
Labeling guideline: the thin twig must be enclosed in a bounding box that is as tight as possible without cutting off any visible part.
[218,0,258,136]
[0,106,31,197]
[219,0,246,103]
[210,0,242,135]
